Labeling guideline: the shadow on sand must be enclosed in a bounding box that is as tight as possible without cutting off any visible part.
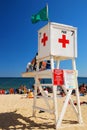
[0,111,54,130]
[0,111,79,130]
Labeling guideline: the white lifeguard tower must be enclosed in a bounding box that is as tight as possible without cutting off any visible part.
[22,22,83,129]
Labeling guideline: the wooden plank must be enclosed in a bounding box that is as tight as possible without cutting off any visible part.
[33,106,54,113]
[22,71,36,77]
[22,70,52,78]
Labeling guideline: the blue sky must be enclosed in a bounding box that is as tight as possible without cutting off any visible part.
[0,0,87,77]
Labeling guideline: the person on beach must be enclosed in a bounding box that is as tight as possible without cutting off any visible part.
[43,87,48,97]
[27,90,34,98]
[79,83,86,96]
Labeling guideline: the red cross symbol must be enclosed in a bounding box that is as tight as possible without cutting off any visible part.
[41,33,48,46]
[58,34,69,48]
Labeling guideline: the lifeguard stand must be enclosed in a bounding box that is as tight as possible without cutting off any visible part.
[32,22,83,129]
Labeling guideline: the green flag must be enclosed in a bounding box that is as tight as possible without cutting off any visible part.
[31,6,48,24]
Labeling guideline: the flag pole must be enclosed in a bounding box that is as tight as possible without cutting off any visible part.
[46,3,50,22]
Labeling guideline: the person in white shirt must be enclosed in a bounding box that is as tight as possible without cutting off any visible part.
[26,62,33,72]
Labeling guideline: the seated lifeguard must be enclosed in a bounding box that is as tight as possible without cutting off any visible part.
[40,61,47,70]
[26,53,51,72]
[39,60,51,71]
[31,52,38,71]
[26,62,33,72]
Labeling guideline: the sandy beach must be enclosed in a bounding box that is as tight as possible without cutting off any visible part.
[0,94,87,130]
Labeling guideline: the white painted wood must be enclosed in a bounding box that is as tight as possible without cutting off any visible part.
[33,75,38,116]
[38,22,77,59]
[57,89,72,128]
[26,22,82,130]
[22,69,52,78]
[72,58,83,124]
[62,85,78,115]
[32,57,83,129]
[51,56,58,127]
[56,60,60,69]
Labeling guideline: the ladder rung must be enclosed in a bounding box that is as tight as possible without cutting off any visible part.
[34,84,53,87]
[33,106,54,113]
[40,84,53,86]
[36,95,53,100]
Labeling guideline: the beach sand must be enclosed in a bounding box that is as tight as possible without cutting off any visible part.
[0,94,87,130]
